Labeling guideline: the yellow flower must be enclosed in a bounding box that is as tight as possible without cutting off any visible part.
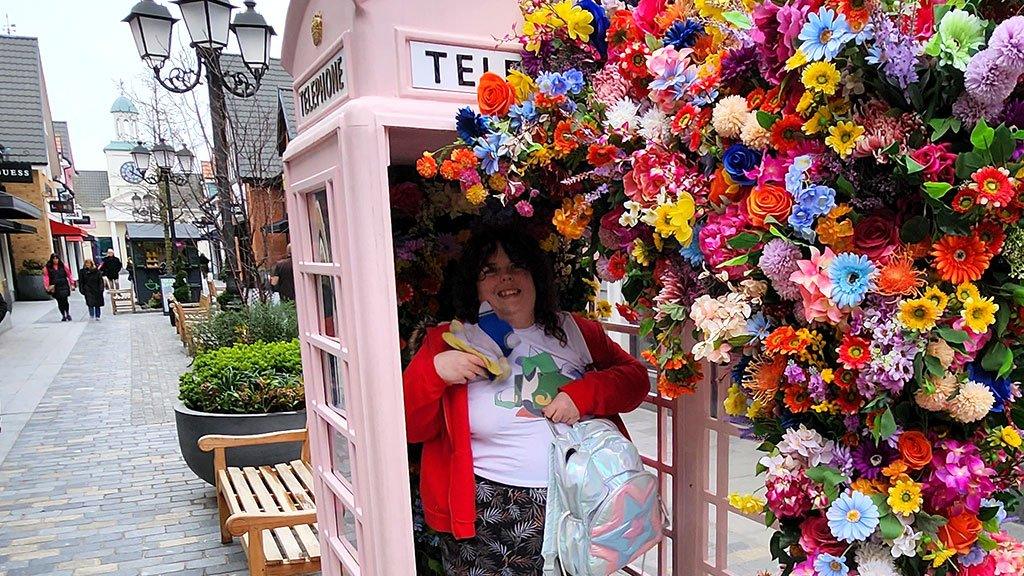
[594,299,612,319]
[956,282,981,303]
[803,107,832,135]
[506,69,537,103]
[801,61,841,95]
[825,121,865,157]
[727,492,766,515]
[785,49,808,71]
[962,296,998,333]
[487,173,508,192]
[746,399,765,419]
[899,297,941,331]
[551,0,594,41]
[539,234,561,252]
[724,384,748,416]
[631,239,651,267]
[887,478,923,516]
[652,194,697,245]
[529,146,553,166]
[796,91,816,114]
[820,368,834,384]
[929,546,956,568]
[811,401,836,413]
[924,285,949,311]
[465,184,487,205]
[1001,426,1023,448]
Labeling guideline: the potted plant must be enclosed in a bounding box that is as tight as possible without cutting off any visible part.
[15,259,48,301]
[174,339,306,485]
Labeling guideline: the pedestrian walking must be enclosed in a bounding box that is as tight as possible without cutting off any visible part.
[99,248,123,290]
[43,253,76,322]
[269,244,295,302]
[78,260,105,321]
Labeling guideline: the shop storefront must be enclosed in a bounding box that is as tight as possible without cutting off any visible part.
[0,190,42,330]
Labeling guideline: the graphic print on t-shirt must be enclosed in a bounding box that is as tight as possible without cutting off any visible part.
[494,350,579,418]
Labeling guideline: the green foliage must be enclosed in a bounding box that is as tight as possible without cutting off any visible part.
[191,301,298,354]
[178,339,304,414]
[172,269,191,303]
[19,259,44,276]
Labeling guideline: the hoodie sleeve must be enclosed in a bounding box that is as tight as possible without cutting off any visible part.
[402,323,452,443]
[560,314,650,417]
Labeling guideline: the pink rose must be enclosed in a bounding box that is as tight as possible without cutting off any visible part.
[632,0,666,35]
[799,516,847,556]
[854,212,900,260]
[911,143,958,183]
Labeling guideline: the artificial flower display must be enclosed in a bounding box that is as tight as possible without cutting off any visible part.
[416,1,1024,573]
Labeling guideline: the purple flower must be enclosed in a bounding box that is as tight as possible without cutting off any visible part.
[852,441,894,480]
[1002,99,1024,129]
[785,362,807,385]
[720,44,758,90]
[808,371,827,403]
[759,239,802,300]
[866,16,922,90]
[988,16,1024,71]
[831,444,855,477]
[953,93,1004,126]
[964,49,1018,106]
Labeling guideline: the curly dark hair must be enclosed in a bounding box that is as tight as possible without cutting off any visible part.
[451,228,566,345]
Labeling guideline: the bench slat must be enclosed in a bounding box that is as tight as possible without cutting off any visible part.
[219,470,243,516]
[260,466,320,560]
[228,467,284,564]
[243,467,305,562]
[276,463,315,510]
[291,460,317,497]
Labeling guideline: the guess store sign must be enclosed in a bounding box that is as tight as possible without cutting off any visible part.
[0,162,33,184]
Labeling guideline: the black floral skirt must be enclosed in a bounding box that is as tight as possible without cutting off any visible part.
[440,476,547,576]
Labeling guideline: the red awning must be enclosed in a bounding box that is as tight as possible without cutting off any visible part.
[49,219,88,241]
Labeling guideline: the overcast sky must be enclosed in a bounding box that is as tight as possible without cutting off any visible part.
[0,0,290,171]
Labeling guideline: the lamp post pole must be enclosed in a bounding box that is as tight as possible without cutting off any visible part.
[206,49,237,295]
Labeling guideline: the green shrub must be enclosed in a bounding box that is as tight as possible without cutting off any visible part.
[191,301,298,353]
[19,259,44,276]
[179,339,304,414]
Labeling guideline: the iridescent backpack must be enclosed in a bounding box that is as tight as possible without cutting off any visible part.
[542,418,667,575]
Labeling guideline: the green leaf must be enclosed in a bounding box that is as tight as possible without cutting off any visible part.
[924,354,946,377]
[956,150,988,179]
[978,531,998,552]
[722,10,753,29]
[979,506,1000,522]
[991,124,1015,164]
[727,232,763,250]
[638,317,655,339]
[879,514,903,541]
[936,327,969,344]
[764,510,776,528]
[870,493,893,516]
[806,465,848,487]
[727,334,754,347]
[996,304,1011,337]
[930,117,951,141]
[719,253,750,267]
[756,111,777,130]
[644,33,661,52]
[971,118,995,150]
[900,216,929,244]
[914,511,948,534]
[923,181,953,199]
[982,342,1013,377]
[872,408,898,444]
[1014,129,1024,140]
[904,156,925,174]
[835,176,854,197]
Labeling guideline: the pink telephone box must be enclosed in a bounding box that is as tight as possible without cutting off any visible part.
[281,2,768,574]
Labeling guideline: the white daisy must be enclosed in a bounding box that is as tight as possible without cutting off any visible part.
[638,107,672,145]
[604,99,640,135]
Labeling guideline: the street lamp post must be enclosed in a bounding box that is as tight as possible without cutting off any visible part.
[123,0,275,297]
[131,139,194,275]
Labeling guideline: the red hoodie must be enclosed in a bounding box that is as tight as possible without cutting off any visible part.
[403,314,650,539]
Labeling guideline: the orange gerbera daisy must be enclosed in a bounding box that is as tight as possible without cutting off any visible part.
[764,326,808,356]
[973,220,1006,257]
[875,252,925,296]
[553,120,579,156]
[931,235,992,285]
[838,0,872,31]
[769,115,806,154]
[784,384,812,413]
[971,166,1015,208]
[838,335,872,369]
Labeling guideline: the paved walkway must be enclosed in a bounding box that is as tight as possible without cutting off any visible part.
[0,296,251,576]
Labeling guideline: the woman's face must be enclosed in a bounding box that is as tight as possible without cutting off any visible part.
[476,245,536,327]
[85,261,94,269]
[50,256,59,266]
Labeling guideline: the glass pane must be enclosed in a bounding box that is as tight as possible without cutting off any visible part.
[316,274,337,338]
[708,429,718,494]
[308,189,332,262]
[726,512,775,573]
[330,428,353,485]
[335,503,360,553]
[728,435,763,498]
[323,350,345,414]
[706,502,717,563]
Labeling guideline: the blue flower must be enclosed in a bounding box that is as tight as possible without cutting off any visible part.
[798,7,854,61]
[649,60,697,100]
[826,491,880,542]
[663,19,704,50]
[563,69,585,95]
[814,554,850,576]
[577,0,609,59]
[795,184,837,216]
[537,71,570,96]
[747,313,771,341]
[722,144,761,186]
[456,107,488,145]
[828,253,876,308]
[968,364,1013,413]
[508,100,537,129]
[788,204,818,236]
[679,223,704,265]
[784,155,814,194]
[960,546,986,567]
[981,498,1008,525]
[473,133,508,175]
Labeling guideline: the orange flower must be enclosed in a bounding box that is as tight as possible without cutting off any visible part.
[850,478,881,495]
[535,91,566,109]
[875,252,925,296]
[742,356,786,402]
[745,183,793,228]
[764,326,808,356]
[939,513,982,555]
[553,120,579,156]
[931,235,992,285]
[552,195,593,240]
[416,153,437,178]
[709,168,742,205]
[882,460,909,479]
[451,147,479,169]
[816,204,855,251]
[897,431,933,470]
[769,115,806,154]
[784,385,812,413]
[586,143,619,167]
[439,159,460,180]
[658,374,696,399]
[476,72,516,117]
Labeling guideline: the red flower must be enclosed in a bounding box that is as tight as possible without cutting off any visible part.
[838,335,871,369]
[616,302,639,323]
[834,385,863,412]
[799,516,847,556]
[606,251,627,281]
[910,142,958,184]
[931,235,992,285]
[971,167,1016,208]
[784,384,812,413]
[770,115,806,153]
[587,143,620,167]
[617,41,651,83]
[973,220,1006,257]
[952,187,977,213]
[834,367,858,390]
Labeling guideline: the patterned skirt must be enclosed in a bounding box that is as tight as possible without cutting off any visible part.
[440,476,547,576]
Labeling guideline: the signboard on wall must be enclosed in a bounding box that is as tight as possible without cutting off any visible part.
[409,41,522,92]
[0,162,33,184]
[49,200,75,214]
[297,46,349,121]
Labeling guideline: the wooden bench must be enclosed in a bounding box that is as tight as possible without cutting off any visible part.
[173,299,211,355]
[109,289,136,315]
[199,429,320,576]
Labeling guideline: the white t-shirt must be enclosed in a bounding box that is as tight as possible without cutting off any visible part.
[465,313,592,488]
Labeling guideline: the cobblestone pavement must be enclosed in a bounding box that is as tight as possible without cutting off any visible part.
[0,307,252,576]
